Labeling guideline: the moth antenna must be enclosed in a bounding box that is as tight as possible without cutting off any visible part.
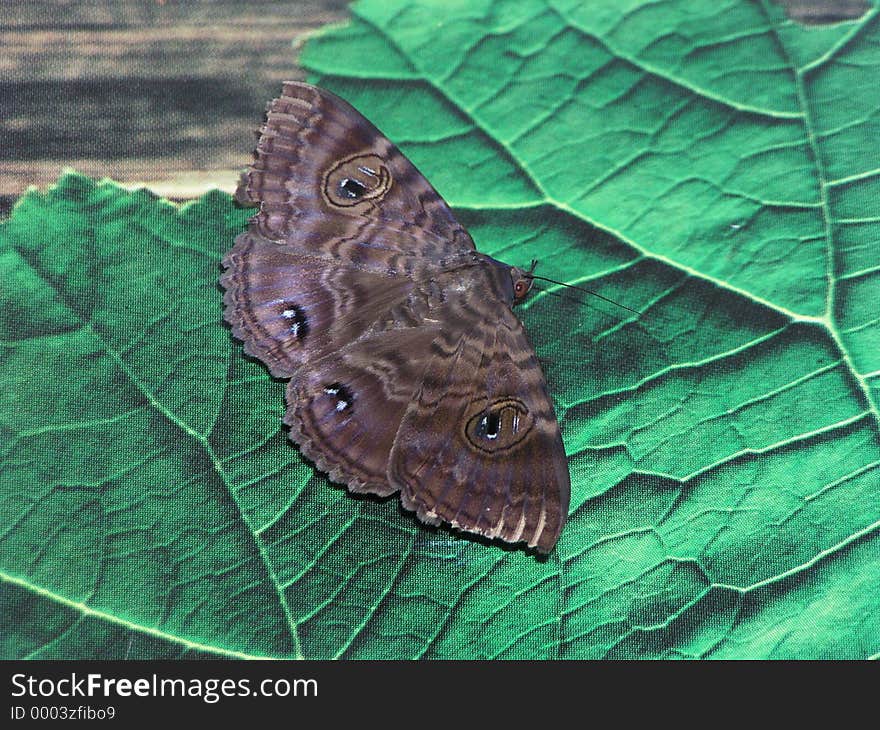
[530,275,641,315]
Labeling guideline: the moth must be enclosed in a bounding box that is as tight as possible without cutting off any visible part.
[221,82,570,553]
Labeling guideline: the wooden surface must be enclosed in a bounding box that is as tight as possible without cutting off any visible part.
[786,0,869,22]
[1,1,348,211]
[0,0,869,214]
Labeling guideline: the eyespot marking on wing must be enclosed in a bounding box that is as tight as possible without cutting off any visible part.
[279,301,309,341]
[463,397,533,454]
[323,154,392,207]
[323,382,354,413]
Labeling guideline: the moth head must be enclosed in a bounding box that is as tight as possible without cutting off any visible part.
[510,259,537,303]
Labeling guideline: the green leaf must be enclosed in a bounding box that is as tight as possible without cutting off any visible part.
[3,0,880,659]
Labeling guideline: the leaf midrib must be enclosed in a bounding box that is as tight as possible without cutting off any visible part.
[758,0,880,427]
[6,235,303,660]
[0,570,279,660]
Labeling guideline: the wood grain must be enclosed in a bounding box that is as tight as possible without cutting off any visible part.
[784,0,869,23]
[0,0,347,210]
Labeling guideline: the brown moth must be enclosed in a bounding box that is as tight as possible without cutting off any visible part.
[221,82,570,553]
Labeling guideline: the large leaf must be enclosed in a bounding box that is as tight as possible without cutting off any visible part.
[2,0,879,659]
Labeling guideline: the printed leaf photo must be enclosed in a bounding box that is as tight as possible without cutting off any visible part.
[2,0,879,658]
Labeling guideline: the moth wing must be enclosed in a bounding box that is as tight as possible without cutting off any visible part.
[221,239,419,377]
[283,325,440,496]
[222,81,475,377]
[237,81,475,259]
[389,306,570,553]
